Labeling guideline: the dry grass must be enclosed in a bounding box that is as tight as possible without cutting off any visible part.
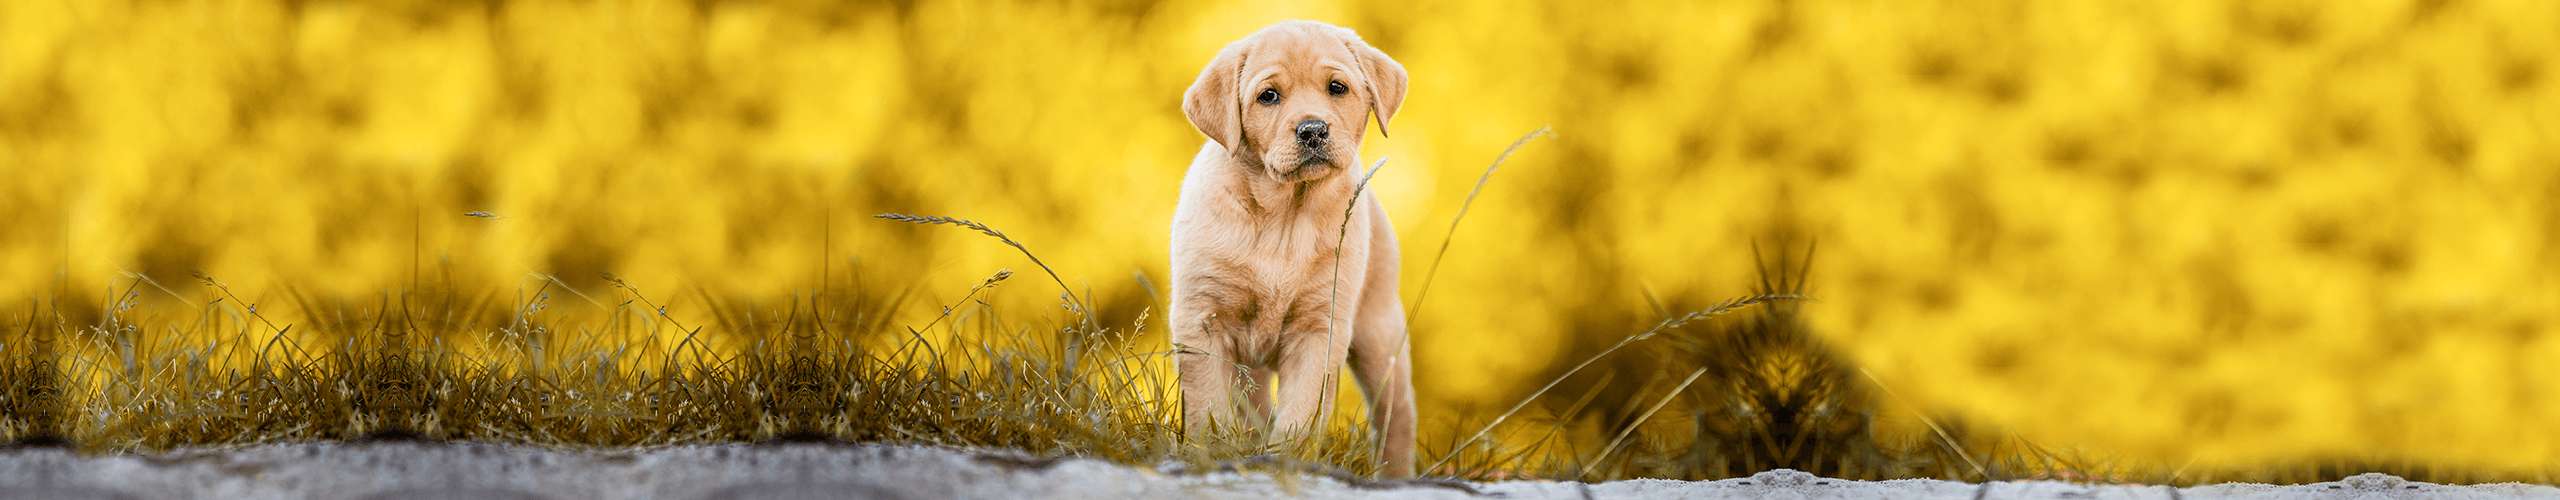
[0,238,2546,485]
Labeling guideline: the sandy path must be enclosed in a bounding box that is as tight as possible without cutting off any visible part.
[0,443,2550,499]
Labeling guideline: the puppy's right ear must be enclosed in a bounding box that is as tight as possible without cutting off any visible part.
[1183,41,1247,153]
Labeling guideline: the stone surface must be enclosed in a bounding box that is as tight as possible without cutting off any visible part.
[355,487,553,500]
[0,486,145,500]
[0,444,2553,499]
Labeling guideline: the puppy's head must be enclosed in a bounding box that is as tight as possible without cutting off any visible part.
[1183,21,1406,182]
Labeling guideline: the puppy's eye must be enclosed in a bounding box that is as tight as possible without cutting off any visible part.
[1256,89,1281,105]
[1327,81,1349,96]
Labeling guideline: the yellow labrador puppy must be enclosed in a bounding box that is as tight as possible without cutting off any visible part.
[1169,20,1415,477]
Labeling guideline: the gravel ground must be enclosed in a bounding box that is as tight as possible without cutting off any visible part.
[0,443,2552,499]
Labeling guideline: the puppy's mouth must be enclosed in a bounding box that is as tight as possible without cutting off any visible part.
[1271,148,1337,179]
[1295,152,1333,169]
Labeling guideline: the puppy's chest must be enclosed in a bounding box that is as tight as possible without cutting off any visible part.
[1187,217,1370,339]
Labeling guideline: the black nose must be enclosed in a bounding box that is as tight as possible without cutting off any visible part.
[1294,119,1330,144]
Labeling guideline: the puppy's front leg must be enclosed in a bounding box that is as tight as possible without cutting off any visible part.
[1174,309,1244,439]
[1350,306,1418,478]
[1269,325,1353,448]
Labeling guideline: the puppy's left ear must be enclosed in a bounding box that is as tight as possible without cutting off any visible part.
[1333,27,1406,138]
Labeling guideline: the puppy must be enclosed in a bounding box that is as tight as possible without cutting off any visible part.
[1168,21,1415,477]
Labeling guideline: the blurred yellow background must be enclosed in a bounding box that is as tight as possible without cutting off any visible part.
[6,0,2558,472]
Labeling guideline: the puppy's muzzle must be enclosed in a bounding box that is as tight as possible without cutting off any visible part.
[1294,119,1331,148]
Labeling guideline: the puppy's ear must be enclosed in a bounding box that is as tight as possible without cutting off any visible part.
[1183,41,1248,152]
[1334,27,1407,138]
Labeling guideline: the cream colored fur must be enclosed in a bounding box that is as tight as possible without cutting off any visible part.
[1168,20,1417,477]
